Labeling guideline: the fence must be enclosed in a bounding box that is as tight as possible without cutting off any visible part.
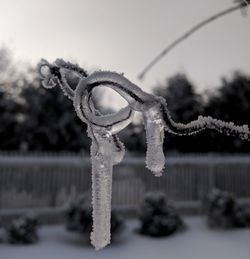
[0,153,250,210]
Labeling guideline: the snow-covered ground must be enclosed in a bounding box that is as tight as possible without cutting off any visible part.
[1,216,250,259]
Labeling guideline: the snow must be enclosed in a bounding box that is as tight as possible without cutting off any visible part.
[38,61,250,249]
[1,217,250,259]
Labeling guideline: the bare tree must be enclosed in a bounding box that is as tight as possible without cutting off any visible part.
[138,0,249,80]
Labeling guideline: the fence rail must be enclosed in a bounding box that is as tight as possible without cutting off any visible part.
[0,153,250,210]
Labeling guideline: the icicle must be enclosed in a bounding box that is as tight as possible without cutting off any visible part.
[89,127,113,250]
[143,105,165,176]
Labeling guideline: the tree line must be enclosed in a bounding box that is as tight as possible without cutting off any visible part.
[0,48,250,153]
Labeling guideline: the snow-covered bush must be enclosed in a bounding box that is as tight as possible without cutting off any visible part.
[204,189,250,228]
[138,192,184,237]
[65,195,124,240]
[6,214,39,244]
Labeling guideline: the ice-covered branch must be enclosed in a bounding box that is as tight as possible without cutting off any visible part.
[38,59,250,249]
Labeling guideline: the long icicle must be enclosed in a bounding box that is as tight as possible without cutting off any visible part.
[89,127,114,250]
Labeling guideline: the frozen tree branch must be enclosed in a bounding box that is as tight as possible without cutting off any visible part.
[38,59,250,249]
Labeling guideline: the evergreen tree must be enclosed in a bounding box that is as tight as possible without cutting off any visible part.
[154,74,204,152]
[204,72,250,152]
[19,75,90,152]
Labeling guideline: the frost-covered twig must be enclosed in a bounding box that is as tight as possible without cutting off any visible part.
[38,59,250,249]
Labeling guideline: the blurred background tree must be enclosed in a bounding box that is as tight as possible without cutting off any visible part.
[19,77,90,152]
[0,47,90,152]
[203,72,250,152]
[0,90,21,150]
[153,74,205,153]
[118,123,146,154]
[0,47,23,150]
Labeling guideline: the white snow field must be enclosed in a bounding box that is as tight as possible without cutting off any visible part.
[1,216,250,259]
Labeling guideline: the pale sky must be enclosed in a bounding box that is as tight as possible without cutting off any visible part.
[0,0,249,98]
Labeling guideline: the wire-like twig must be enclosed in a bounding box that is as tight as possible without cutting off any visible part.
[138,3,248,81]
[243,0,250,6]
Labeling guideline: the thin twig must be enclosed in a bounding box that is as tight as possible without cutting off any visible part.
[243,0,250,6]
[138,3,248,81]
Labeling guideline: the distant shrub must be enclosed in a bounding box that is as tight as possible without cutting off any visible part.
[65,195,124,240]
[7,214,39,244]
[138,192,184,237]
[204,189,250,228]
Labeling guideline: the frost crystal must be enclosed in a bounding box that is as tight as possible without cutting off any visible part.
[38,59,250,249]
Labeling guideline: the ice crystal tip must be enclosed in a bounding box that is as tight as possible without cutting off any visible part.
[146,165,164,177]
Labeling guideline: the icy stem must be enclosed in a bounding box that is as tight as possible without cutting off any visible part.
[144,105,165,176]
[90,129,113,250]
